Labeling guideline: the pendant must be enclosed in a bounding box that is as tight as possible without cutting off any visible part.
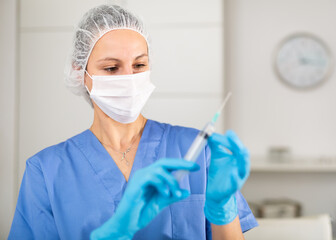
[121,148,131,166]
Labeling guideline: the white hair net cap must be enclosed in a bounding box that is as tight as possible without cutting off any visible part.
[64,4,150,104]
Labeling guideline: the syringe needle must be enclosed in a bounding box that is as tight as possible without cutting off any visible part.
[211,92,232,123]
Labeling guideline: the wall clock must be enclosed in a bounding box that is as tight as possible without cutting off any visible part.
[274,33,333,89]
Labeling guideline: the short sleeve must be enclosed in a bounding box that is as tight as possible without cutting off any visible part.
[235,191,258,232]
[8,157,60,240]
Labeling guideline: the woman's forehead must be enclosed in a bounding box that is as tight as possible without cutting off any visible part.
[91,29,148,60]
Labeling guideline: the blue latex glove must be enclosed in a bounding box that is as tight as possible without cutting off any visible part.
[204,130,250,225]
[90,158,200,240]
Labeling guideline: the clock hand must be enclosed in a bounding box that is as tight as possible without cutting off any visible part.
[299,57,326,66]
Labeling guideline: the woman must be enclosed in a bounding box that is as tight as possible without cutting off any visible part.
[9,5,257,240]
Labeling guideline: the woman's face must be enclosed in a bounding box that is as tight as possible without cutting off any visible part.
[84,29,149,91]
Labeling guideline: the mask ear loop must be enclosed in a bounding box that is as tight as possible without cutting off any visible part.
[84,70,93,94]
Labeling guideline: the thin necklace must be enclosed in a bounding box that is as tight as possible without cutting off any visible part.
[99,118,146,166]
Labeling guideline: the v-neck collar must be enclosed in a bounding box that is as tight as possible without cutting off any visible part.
[73,119,165,200]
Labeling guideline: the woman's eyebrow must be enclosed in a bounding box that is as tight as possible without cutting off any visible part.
[97,54,148,62]
[135,53,148,60]
[97,57,120,62]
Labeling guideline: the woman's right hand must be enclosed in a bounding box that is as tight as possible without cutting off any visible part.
[90,158,200,240]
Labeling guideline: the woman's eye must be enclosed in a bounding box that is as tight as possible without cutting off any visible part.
[104,67,118,72]
[134,64,146,69]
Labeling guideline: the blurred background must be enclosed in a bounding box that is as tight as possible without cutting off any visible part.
[1,0,335,239]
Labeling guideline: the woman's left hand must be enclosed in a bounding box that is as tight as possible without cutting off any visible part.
[204,130,250,225]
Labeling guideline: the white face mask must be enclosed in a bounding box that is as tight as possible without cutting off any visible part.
[85,70,155,124]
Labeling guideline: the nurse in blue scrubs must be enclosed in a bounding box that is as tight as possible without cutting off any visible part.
[9,4,258,240]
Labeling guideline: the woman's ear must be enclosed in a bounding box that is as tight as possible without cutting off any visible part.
[72,61,81,71]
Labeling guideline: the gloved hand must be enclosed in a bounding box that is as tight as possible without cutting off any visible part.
[90,158,200,240]
[204,130,250,225]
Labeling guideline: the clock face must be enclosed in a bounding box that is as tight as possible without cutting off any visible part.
[275,34,332,89]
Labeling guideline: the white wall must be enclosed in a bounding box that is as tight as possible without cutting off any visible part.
[0,0,18,238]
[225,0,336,236]
[225,0,336,157]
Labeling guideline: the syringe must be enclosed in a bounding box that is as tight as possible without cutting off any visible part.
[175,92,232,182]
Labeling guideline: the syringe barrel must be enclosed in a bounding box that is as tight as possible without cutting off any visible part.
[184,122,214,162]
[183,133,207,162]
[175,122,215,182]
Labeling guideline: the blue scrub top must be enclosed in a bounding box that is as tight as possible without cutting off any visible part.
[9,119,258,240]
